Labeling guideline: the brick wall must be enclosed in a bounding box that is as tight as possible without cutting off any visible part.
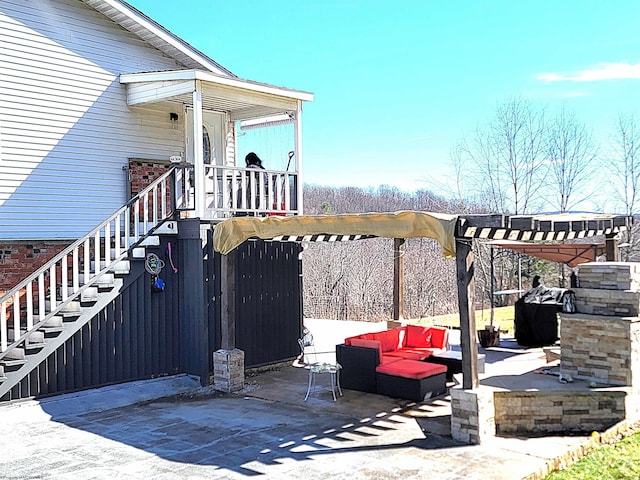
[128,159,174,220]
[128,159,172,198]
[494,390,628,435]
[0,241,71,295]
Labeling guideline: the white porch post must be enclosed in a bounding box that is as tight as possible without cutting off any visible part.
[294,100,304,214]
[192,81,205,218]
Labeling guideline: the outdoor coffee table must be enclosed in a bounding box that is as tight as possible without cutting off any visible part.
[304,362,342,401]
[427,351,485,380]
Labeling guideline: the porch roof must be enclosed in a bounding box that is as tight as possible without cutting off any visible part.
[120,69,314,121]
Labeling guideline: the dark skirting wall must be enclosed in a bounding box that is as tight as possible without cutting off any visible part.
[4,227,303,402]
[4,238,181,402]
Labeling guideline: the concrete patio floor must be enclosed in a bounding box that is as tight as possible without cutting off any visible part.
[0,319,599,480]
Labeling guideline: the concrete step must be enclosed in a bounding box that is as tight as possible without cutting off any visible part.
[0,365,5,381]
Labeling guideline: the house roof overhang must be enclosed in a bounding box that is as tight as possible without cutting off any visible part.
[120,70,314,121]
[83,0,234,75]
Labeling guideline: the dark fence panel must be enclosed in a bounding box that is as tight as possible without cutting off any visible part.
[233,240,303,368]
[5,238,181,402]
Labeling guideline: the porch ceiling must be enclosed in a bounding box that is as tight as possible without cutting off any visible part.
[120,70,314,121]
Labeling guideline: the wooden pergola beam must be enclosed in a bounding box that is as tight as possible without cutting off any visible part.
[393,238,405,321]
[456,237,479,389]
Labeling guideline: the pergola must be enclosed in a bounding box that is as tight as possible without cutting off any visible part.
[212,211,629,390]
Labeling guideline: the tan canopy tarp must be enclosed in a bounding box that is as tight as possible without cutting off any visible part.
[212,211,458,256]
[488,240,605,268]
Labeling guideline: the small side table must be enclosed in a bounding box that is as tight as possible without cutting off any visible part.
[304,362,342,401]
[428,351,485,380]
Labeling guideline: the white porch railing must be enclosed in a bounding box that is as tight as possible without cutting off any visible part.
[203,165,300,219]
[0,168,180,360]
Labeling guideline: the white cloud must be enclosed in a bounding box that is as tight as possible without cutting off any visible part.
[537,62,640,83]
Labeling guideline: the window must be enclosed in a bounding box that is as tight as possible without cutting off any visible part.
[203,128,211,164]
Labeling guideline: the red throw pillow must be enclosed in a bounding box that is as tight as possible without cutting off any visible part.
[429,326,449,349]
[405,325,433,348]
[373,328,405,352]
[350,338,383,360]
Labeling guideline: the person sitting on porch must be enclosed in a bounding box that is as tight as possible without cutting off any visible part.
[236,152,268,215]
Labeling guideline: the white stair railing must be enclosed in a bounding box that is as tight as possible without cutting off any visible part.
[203,164,299,219]
[0,167,180,361]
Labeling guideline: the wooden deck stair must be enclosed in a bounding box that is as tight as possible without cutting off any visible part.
[0,169,178,401]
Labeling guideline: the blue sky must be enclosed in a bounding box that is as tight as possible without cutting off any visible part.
[128,0,640,193]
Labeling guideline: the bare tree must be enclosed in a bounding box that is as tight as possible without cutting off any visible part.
[464,97,546,215]
[544,106,598,212]
[609,114,640,260]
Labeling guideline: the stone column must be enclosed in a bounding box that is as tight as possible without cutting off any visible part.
[214,249,245,392]
[451,387,495,444]
[213,349,245,393]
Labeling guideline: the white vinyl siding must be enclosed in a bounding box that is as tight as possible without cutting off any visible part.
[0,0,189,239]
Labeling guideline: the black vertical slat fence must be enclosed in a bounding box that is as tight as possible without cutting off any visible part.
[232,240,303,368]
[3,231,303,402]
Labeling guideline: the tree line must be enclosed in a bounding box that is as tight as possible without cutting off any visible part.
[301,98,640,321]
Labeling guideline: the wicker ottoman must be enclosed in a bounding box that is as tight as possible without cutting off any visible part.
[375,359,447,402]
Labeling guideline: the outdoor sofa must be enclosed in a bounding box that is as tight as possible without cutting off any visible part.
[336,325,449,402]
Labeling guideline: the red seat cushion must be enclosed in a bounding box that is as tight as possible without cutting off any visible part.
[376,359,446,380]
[385,347,442,361]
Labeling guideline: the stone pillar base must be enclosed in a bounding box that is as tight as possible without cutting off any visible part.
[213,349,245,393]
[451,387,495,444]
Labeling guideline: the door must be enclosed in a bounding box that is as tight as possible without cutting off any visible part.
[185,109,225,166]
[185,109,227,215]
